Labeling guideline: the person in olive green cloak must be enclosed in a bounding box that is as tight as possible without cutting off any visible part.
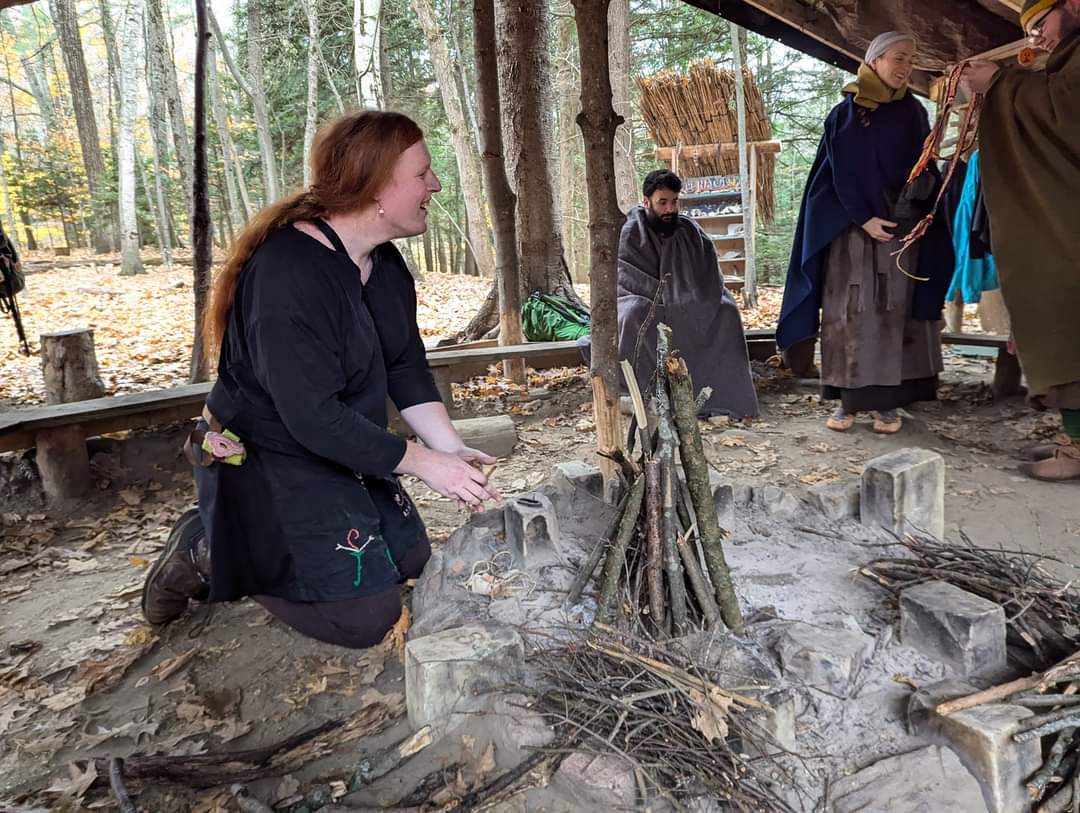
[962,0,1080,482]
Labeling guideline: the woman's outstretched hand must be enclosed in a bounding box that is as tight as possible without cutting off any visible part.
[396,443,500,510]
[862,217,898,243]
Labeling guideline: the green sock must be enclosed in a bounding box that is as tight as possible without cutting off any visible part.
[1062,409,1080,442]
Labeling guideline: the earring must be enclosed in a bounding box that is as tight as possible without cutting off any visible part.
[377,202,385,216]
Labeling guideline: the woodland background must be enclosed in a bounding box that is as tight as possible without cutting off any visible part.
[0,0,851,284]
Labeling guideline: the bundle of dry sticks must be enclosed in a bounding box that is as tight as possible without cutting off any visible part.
[568,324,742,636]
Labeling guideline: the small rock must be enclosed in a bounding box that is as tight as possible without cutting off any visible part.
[808,479,860,521]
[489,693,554,759]
[554,753,636,807]
[551,461,604,500]
[906,679,977,735]
[757,485,800,516]
[488,597,527,627]
[732,484,754,506]
[775,621,874,697]
[831,745,988,813]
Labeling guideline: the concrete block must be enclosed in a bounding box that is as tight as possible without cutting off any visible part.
[758,485,800,516]
[831,745,989,813]
[743,689,796,756]
[554,752,636,807]
[552,461,604,500]
[861,448,945,539]
[911,701,1041,813]
[503,492,562,568]
[900,581,1007,677]
[906,679,977,735]
[405,624,524,731]
[808,479,860,521]
[775,622,874,698]
[452,415,518,460]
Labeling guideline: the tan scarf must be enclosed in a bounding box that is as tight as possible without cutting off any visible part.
[843,63,909,110]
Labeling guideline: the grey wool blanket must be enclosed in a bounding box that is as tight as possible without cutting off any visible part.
[614,206,758,418]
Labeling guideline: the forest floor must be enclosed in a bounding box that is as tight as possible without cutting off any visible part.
[2,256,1070,811]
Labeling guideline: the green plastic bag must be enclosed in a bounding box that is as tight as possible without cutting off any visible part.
[521,292,590,342]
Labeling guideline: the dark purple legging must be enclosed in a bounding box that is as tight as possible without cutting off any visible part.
[253,537,430,649]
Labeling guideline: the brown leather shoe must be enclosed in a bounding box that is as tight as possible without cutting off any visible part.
[1020,434,1074,462]
[141,508,210,626]
[1019,444,1080,482]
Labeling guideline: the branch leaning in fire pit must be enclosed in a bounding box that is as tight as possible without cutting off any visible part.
[529,627,797,811]
[860,531,1080,669]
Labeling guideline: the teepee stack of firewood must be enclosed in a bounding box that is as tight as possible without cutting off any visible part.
[569,325,743,637]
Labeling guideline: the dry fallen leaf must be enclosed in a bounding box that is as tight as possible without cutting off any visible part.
[149,648,198,682]
[41,685,87,712]
[45,761,98,799]
[118,489,143,506]
[688,687,733,743]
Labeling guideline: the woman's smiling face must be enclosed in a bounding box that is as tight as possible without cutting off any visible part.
[871,41,916,90]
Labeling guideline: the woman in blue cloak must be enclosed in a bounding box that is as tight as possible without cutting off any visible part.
[776,33,952,434]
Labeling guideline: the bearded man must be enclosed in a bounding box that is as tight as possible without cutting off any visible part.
[616,169,758,418]
[963,0,1080,481]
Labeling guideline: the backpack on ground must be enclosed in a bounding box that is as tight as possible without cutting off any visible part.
[521,292,590,342]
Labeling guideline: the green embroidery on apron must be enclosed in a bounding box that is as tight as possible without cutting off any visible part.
[337,529,376,587]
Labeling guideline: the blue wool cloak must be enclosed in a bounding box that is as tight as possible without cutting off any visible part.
[776,92,955,351]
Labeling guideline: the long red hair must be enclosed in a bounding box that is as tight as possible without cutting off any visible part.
[203,110,424,359]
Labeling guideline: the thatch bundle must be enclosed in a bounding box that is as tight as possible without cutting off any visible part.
[638,59,776,222]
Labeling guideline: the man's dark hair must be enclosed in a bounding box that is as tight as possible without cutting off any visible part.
[642,169,682,198]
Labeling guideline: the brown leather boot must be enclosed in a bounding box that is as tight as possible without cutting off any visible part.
[1020,434,1074,462]
[141,508,211,626]
[1019,442,1080,482]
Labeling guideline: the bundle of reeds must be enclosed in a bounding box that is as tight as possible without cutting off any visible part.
[638,59,776,222]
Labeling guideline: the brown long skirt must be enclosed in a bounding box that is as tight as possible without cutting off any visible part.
[820,226,942,413]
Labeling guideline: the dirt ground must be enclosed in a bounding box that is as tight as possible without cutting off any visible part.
[2,346,1079,810]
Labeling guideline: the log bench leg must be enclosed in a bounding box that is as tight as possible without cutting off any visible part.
[35,425,91,500]
[992,348,1024,400]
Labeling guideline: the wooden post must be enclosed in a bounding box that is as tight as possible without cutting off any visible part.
[473,0,526,386]
[729,22,756,308]
[572,0,624,486]
[40,328,106,404]
[190,0,212,383]
[37,328,104,500]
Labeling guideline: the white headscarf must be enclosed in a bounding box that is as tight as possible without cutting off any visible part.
[865,31,917,65]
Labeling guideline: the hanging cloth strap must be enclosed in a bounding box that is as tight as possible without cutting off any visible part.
[313,217,348,255]
[892,64,984,280]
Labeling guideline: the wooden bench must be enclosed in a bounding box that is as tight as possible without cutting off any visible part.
[0,340,587,500]
[740,329,1023,399]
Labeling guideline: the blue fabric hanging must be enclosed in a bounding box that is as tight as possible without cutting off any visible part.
[948,151,999,304]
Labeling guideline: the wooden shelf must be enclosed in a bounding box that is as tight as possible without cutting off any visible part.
[709,234,744,242]
[692,213,743,222]
[680,190,741,201]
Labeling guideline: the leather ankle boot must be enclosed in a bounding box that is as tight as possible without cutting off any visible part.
[141,508,211,626]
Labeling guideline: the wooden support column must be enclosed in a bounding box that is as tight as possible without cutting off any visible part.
[37,328,105,501]
[993,349,1024,400]
[572,0,624,486]
[729,22,756,308]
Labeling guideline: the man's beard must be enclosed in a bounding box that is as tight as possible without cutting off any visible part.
[645,209,679,236]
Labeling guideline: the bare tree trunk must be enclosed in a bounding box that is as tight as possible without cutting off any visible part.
[246,0,280,202]
[410,0,496,282]
[496,0,582,306]
[0,130,18,251]
[117,0,144,276]
[422,227,434,276]
[207,45,253,223]
[301,0,319,188]
[143,9,178,257]
[191,0,212,382]
[572,0,624,476]
[49,0,111,253]
[146,0,195,223]
[608,0,636,212]
[98,0,124,250]
[19,51,57,130]
[555,1,580,282]
[377,1,394,106]
[354,0,382,106]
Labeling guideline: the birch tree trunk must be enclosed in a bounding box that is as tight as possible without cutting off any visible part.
[353,0,382,107]
[555,1,580,281]
[0,130,19,251]
[572,0,624,475]
[19,52,57,130]
[301,0,319,188]
[608,0,636,213]
[146,0,194,223]
[117,0,145,276]
[410,0,496,281]
[97,0,124,250]
[246,0,280,202]
[207,43,248,229]
[496,0,581,304]
[49,0,111,253]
